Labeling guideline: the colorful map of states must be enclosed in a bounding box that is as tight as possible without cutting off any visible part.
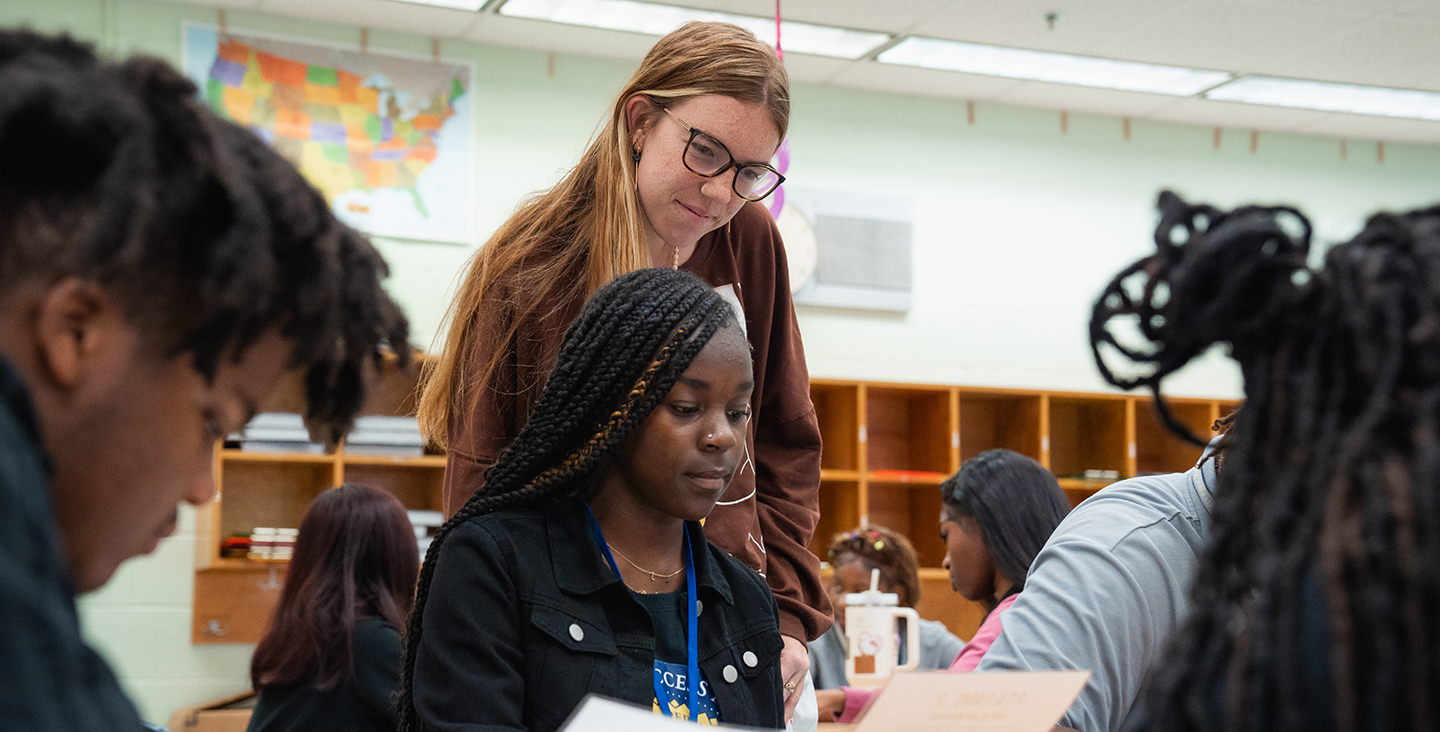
[205,40,464,215]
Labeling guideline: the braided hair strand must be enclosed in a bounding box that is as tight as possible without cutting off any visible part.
[396,267,737,730]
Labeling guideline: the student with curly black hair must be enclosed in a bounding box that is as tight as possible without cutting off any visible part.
[401,268,784,731]
[0,29,408,731]
[1093,192,1440,732]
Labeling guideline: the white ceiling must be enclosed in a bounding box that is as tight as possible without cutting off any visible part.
[183,0,1440,143]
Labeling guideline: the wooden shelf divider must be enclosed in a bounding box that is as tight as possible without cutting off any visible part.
[810,378,1237,640]
[193,355,442,644]
[197,369,1236,646]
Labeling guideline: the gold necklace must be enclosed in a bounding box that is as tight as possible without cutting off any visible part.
[607,542,683,583]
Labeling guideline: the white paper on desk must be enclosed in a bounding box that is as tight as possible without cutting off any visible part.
[559,695,773,732]
[852,670,1091,732]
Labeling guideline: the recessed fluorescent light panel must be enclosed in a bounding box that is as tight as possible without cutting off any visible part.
[879,37,1231,96]
[1206,76,1440,122]
[498,0,890,60]
[392,0,487,10]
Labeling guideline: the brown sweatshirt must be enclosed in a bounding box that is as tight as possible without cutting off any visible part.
[441,202,832,642]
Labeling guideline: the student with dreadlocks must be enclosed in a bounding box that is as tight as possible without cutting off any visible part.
[0,30,408,731]
[1091,192,1440,732]
[401,268,784,731]
[416,22,827,716]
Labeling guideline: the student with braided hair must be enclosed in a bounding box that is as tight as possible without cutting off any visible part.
[402,268,784,731]
[0,29,409,731]
[1090,193,1440,732]
[417,22,827,714]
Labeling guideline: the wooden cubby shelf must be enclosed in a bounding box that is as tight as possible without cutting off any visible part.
[193,365,1234,647]
[810,378,1236,640]
[192,355,442,645]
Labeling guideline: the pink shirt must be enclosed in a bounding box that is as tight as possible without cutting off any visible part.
[837,594,1020,724]
[949,593,1018,672]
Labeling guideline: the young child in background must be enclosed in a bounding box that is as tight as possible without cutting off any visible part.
[818,449,1070,723]
[400,269,785,731]
[247,485,419,732]
[807,526,965,692]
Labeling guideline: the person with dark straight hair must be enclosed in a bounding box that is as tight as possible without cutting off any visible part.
[815,450,1069,723]
[1090,192,1440,732]
[401,268,785,731]
[248,484,419,732]
[0,29,408,732]
[940,449,1071,619]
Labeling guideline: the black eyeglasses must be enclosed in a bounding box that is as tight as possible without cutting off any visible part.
[663,107,785,202]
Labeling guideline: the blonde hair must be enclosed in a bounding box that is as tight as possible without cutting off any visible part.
[418,21,789,447]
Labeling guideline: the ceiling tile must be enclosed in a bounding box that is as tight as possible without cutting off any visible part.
[770,54,856,84]
[1232,0,1416,11]
[1251,16,1440,92]
[461,13,859,77]
[1144,97,1337,131]
[659,0,956,34]
[829,62,1021,101]
[167,0,264,9]
[1294,114,1440,144]
[1100,0,1374,71]
[255,0,483,37]
[922,0,1192,56]
[464,15,657,60]
[993,81,1177,117]
[1395,0,1440,21]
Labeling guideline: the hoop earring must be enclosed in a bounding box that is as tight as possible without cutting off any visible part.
[632,150,641,163]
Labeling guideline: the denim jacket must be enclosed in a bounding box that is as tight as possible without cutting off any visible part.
[413,496,785,731]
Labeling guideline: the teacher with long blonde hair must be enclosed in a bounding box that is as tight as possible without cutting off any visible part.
[417,21,828,720]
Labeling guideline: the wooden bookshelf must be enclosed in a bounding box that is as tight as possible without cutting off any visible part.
[191,354,441,644]
[809,378,1237,641]
[192,366,1235,647]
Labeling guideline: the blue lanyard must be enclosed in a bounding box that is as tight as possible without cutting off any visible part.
[586,505,701,722]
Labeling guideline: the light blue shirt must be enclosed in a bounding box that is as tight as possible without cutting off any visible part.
[975,458,1216,732]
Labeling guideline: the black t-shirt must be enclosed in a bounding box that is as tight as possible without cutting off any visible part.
[247,617,402,732]
[631,587,724,723]
[632,589,688,663]
[0,357,146,731]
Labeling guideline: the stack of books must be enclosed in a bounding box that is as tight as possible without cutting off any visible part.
[345,416,425,457]
[247,527,298,561]
[236,413,323,454]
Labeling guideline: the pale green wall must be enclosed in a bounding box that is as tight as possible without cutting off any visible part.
[7,0,1440,723]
